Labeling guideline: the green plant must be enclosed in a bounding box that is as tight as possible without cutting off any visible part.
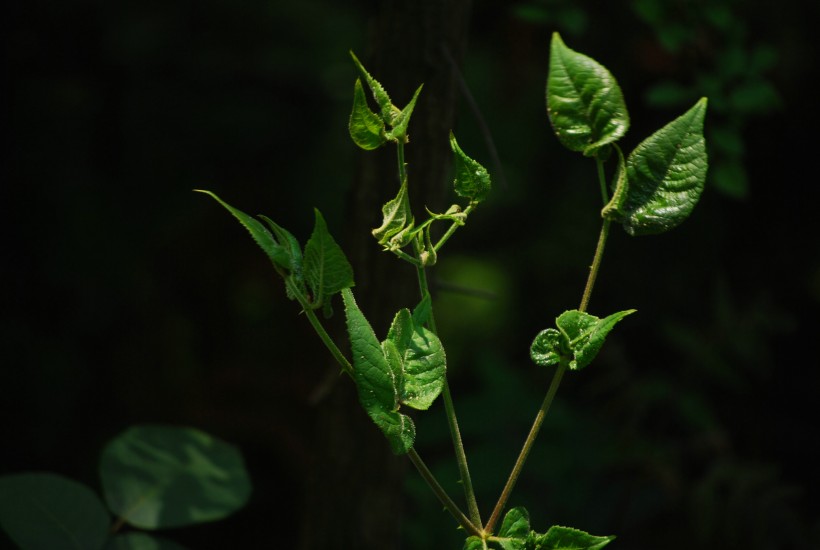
[0,425,250,550]
[197,32,707,549]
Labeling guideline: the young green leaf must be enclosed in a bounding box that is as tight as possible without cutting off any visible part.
[400,322,446,410]
[195,190,290,271]
[533,525,615,549]
[303,209,355,309]
[349,50,395,124]
[530,328,565,368]
[463,537,488,550]
[384,307,446,411]
[0,472,110,550]
[532,309,635,370]
[547,32,630,157]
[387,84,423,143]
[495,506,531,550]
[349,78,387,150]
[450,132,491,203]
[620,97,708,235]
[99,425,251,529]
[342,289,415,454]
[372,179,413,248]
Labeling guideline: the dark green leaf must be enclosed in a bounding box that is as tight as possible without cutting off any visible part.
[547,33,630,157]
[303,209,355,309]
[534,525,615,549]
[195,190,290,270]
[0,472,110,550]
[99,425,251,529]
[349,79,387,150]
[104,533,188,550]
[372,180,413,248]
[620,98,708,235]
[342,289,415,454]
[450,132,491,202]
[387,84,423,143]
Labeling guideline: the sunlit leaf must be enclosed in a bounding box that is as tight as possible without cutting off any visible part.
[547,32,630,157]
[450,132,491,203]
[620,98,708,235]
[349,79,387,150]
[303,208,354,309]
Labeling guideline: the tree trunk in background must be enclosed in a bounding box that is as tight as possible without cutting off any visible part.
[300,1,473,548]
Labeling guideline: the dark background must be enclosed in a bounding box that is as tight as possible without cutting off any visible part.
[4,0,819,548]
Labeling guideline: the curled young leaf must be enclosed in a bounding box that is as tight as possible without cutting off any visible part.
[547,33,630,157]
[621,98,708,235]
[450,132,491,203]
[373,180,413,247]
[531,309,635,370]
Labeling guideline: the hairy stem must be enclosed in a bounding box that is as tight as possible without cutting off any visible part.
[433,202,477,252]
[485,158,612,535]
[287,279,354,377]
[414,242,483,530]
[485,364,566,534]
[408,448,482,538]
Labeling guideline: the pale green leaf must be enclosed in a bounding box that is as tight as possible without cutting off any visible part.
[387,84,423,142]
[621,98,708,235]
[349,79,387,150]
[547,32,630,157]
[372,180,413,247]
[99,425,251,529]
[0,472,110,550]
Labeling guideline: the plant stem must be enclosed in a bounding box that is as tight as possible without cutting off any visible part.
[414,254,483,530]
[579,219,610,313]
[433,202,477,252]
[408,448,482,538]
[287,279,354,377]
[485,158,612,534]
[484,363,566,534]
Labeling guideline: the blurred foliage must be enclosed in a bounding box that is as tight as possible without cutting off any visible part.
[4,0,818,548]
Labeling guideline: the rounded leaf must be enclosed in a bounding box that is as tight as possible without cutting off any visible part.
[99,425,251,529]
[0,472,110,550]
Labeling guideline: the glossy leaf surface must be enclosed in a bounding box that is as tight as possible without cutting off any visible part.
[0,472,110,550]
[531,309,635,370]
[99,425,251,529]
[621,98,708,235]
[342,289,415,454]
[547,33,630,157]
